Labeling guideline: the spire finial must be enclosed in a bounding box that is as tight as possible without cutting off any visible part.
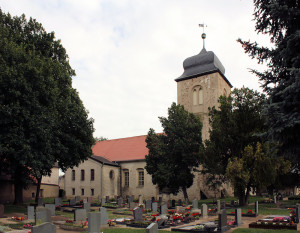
[199,23,207,49]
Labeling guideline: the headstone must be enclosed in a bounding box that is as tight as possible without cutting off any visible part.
[129,201,136,210]
[75,196,81,202]
[83,202,91,212]
[70,199,76,206]
[35,207,51,224]
[138,195,143,205]
[146,222,158,233]
[117,197,123,208]
[171,200,176,208]
[37,198,43,206]
[145,200,152,210]
[201,204,208,218]
[54,198,61,206]
[273,195,277,204]
[231,200,235,206]
[160,203,167,215]
[133,207,143,221]
[0,204,4,218]
[235,208,242,226]
[101,198,106,205]
[152,202,158,212]
[218,209,227,233]
[221,201,226,209]
[157,218,166,227]
[178,199,182,206]
[31,222,56,233]
[45,204,56,216]
[105,196,109,202]
[74,209,87,222]
[255,201,258,216]
[158,197,162,203]
[88,212,101,233]
[217,200,221,213]
[127,196,133,203]
[99,207,109,225]
[192,199,198,209]
[27,206,35,220]
[83,198,88,203]
[176,206,185,213]
[295,205,300,223]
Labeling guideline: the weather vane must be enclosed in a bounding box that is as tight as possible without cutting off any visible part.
[199,23,207,49]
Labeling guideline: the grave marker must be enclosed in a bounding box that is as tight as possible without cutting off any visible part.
[146,222,158,233]
[152,202,158,212]
[74,209,87,222]
[99,207,109,225]
[221,201,226,209]
[235,208,242,226]
[145,200,152,210]
[138,195,143,205]
[255,201,258,217]
[192,199,198,209]
[75,196,81,202]
[133,207,143,221]
[274,195,277,204]
[31,222,56,233]
[201,204,208,218]
[101,198,106,205]
[45,204,56,216]
[218,209,227,233]
[129,202,136,210]
[295,205,300,223]
[159,197,162,203]
[105,196,109,202]
[88,212,101,233]
[160,203,167,215]
[117,197,123,208]
[178,199,182,206]
[37,198,43,206]
[70,199,76,206]
[83,202,91,212]
[35,207,51,224]
[217,200,221,213]
[55,198,61,206]
[27,206,35,220]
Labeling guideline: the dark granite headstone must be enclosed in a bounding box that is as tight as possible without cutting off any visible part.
[178,199,182,206]
[31,222,56,233]
[151,197,155,202]
[295,205,300,223]
[221,201,226,209]
[105,196,109,202]
[218,209,227,233]
[37,198,43,206]
[158,197,162,203]
[171,200,176,208]
[133,207,143,221]
[231,200,235,206]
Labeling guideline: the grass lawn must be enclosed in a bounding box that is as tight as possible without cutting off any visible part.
[232,229,298,233]
[4,205,26,214]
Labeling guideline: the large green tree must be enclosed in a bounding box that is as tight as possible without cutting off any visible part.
[0,10,94,203]
[145,103,203,201]
[238,0,300,168]
[199,87,266,205]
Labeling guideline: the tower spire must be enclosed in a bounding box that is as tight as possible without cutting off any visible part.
[199,23,207,49]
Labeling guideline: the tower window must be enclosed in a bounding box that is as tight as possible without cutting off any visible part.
[72,170,75,181]
[81,169,85,181]
[192,86,203,105]
[91,169,94,181]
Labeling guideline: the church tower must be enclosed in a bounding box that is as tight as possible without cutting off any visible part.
[175,37,232,141]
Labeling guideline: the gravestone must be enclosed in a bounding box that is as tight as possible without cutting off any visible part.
[171,200,176,208]
[75,196,81,202]
[138,195,143,205]
[0,204,4,218]
[117,197,123,208]
[54,198,61,206]
[31,222,56,233]
[295,205,300,223]
[152,202,158,212]
[176,206,185,213]
[99,207,109,225]
[178,199,182,206]
[37,198,43,206]
[221,201,226,209]
[159,197,162,203]
[157,218,166,227]
[133,207,143,221]
[255,201,258,216]
[129,202,136,210]
[88,212,101,233]
[83,202,91,212]
[35,207,51,224]
[235,208,242,226]
[27,206,35,220]
[218,209,227,233]
[127,196,133,203]
[192,199,198,209]
[101,198,106,205]
[83,198,87,203]
[201,204,208,218]
[45,204,56,216]
[160,203,167,215]
[146,222,158,233]
[105,196,109,202]
[145,200,152,210]
[273,195,277,204]
[74,209,87,222]
[217,200,221,213]
[70,199,76,206]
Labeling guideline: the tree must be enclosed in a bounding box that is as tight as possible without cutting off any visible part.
[238,0,300,169]
[199,87,266,205]
[0,10,95,204]
[95,136,108,142]
[145,103,203,201]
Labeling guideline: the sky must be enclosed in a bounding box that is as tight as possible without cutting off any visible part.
[0,0,271,140]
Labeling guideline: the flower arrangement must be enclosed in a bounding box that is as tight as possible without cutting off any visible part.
[80,221,88,228]
[65,220,74,224]
[108,219,116,226]
[11,216,26,221]
[23,224,33,229]
[247,209,253,214]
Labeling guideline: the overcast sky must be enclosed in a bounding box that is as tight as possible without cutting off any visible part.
[0,0,271,140]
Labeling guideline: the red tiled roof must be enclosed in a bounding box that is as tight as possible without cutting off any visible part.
[92,135,148,162]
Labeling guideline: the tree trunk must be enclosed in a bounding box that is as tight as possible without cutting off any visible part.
[35,176,42,203]
[182,187,189,203]
[13,170,24,204]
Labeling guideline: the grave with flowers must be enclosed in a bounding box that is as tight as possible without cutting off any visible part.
[249,214,297,230]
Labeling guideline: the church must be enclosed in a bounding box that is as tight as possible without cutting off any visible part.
[64,37,233,200]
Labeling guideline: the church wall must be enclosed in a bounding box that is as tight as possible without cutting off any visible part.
[102,165,120,198]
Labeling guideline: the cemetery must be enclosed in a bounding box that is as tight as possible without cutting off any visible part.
[0,196,300,233]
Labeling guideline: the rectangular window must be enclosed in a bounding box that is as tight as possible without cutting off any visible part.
[81,169,85,181]
[72,170,75,181]
[91,189,94,196]
[124,171,129,187]
[72,188,75,195]
[91,169,94,181]
[81,188,84,196]
[138,171,144,186]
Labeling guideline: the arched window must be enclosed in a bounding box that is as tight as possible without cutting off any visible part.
[193,89,197,105]
[199,88,203,105]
